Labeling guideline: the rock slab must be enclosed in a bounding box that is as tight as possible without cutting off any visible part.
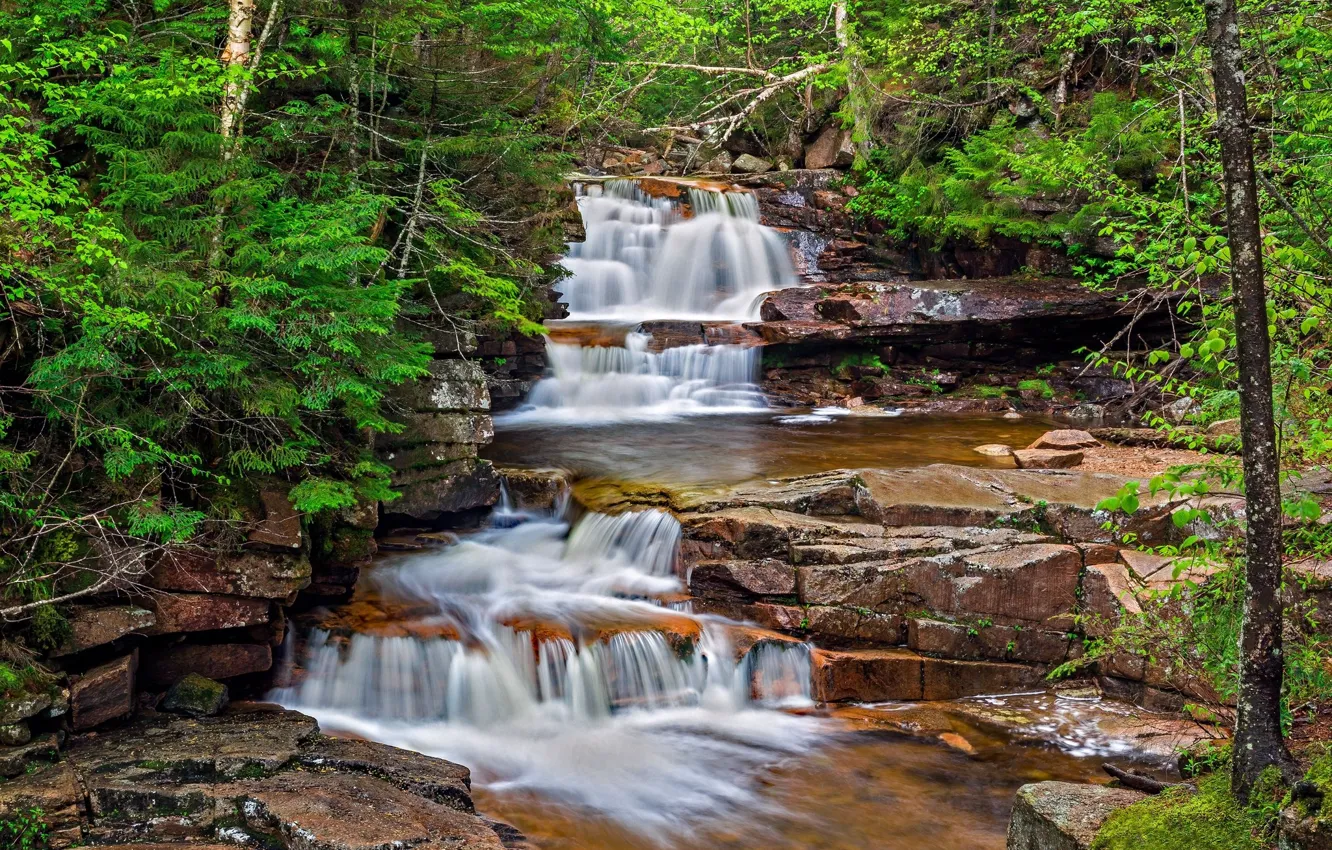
[1006,781,1145,850]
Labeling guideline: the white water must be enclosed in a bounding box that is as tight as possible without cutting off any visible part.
[503,331,766,422]
[275,504,820,838]
[559,180,799,320]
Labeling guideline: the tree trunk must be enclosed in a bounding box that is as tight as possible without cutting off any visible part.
[833,0,872,165]
[219,0,256,157]
[1201,0,1295,803]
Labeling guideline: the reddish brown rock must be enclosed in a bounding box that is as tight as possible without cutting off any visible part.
[1081,562,1142,638]
[247,489,302,550]
[904,544,1082,626]
[804,125,854,170]
[688,559,797,599]
[71,651,137,731]
[811,648,923,702]
[0,761,86,846]
[797,561,904,608]
[1012,449,1084,469]
[143,593,270,635]
[53,605,155,656]
[907,618,1080,665]
[1026,429,1100,451]
[236,772,505,850]
[920,657,1047,700]
[141,643,272,688]
[804,607,904,644]
[151,549,311,600]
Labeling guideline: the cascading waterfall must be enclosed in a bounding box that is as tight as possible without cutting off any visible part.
[505,331,765,421]
[275,504,819,836]
[558,179,799,320]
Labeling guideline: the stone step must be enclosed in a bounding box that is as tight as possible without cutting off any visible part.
[810,647,1048,703]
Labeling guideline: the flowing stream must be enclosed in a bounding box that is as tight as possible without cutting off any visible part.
[277,178,1144,849]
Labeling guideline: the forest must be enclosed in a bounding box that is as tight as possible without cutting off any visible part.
[2,0,1332,848]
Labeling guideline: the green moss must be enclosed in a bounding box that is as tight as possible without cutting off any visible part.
[1016,378,1056,399]
[972,385,1009,398]
[834,352,887,378]
[1300,745,1332,821]
[1091,771,1269,850]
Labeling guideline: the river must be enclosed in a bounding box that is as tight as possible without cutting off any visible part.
[273,177,1150,849]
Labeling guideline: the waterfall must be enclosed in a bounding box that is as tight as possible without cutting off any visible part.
[559,179,799,320]
[273,503,819,835]
[504,331,765,421]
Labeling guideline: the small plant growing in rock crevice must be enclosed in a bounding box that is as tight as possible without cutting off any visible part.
[0,807,50,850]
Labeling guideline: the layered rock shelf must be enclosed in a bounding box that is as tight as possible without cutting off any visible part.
[0,706,524,850]
[576,461,1279,711]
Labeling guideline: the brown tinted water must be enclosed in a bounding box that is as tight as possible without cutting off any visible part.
[487,412,1054,488]
[470,693,1152,850]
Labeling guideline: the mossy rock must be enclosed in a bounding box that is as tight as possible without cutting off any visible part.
[161,673,228,717]
[1091,772,1269,850]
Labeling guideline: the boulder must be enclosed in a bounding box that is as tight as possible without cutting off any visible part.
[143,593,270,635]
[974,443,1014,457]
[298,736,474,812]
[141,643,272,688]
[235,772,506,850]
[804,125,854,169]
[702,151,733,173]
[1206,418,1241,437]
[1027,430,1100,451]
[53,605,155,656]
[1006,781,1145,850]
[1012,449,1084,469]
[732,153,773,174]
[161,673,229,717]
[1163,396,1199,423]
[71,651,137,731]
[386,459,502,521]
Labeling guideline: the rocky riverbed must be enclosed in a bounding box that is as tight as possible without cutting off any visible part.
[4,172,1322,850]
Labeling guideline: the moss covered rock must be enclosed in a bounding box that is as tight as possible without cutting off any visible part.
[161,672,228,717]
[1091,772,1268,850]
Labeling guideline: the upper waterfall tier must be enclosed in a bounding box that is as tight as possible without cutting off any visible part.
[558,180,799,320]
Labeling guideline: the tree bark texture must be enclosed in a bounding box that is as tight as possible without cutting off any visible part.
[1202,0,1293,802]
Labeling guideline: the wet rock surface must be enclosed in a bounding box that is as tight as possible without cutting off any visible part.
[0,705,521,850]
[1006,781,1144,850]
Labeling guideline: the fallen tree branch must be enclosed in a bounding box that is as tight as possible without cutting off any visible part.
[1102,763,1188,794]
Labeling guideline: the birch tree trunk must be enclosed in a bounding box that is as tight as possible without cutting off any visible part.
[833,0,872,164]
[219,0,256,159]
[1201,0,1296,802]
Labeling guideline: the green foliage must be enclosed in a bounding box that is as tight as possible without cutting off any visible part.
[1092,770,1271,850]
[0,808,50,850]
[1016,378,1055,399]
[834,351,887,377]
[0,0,569,623]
